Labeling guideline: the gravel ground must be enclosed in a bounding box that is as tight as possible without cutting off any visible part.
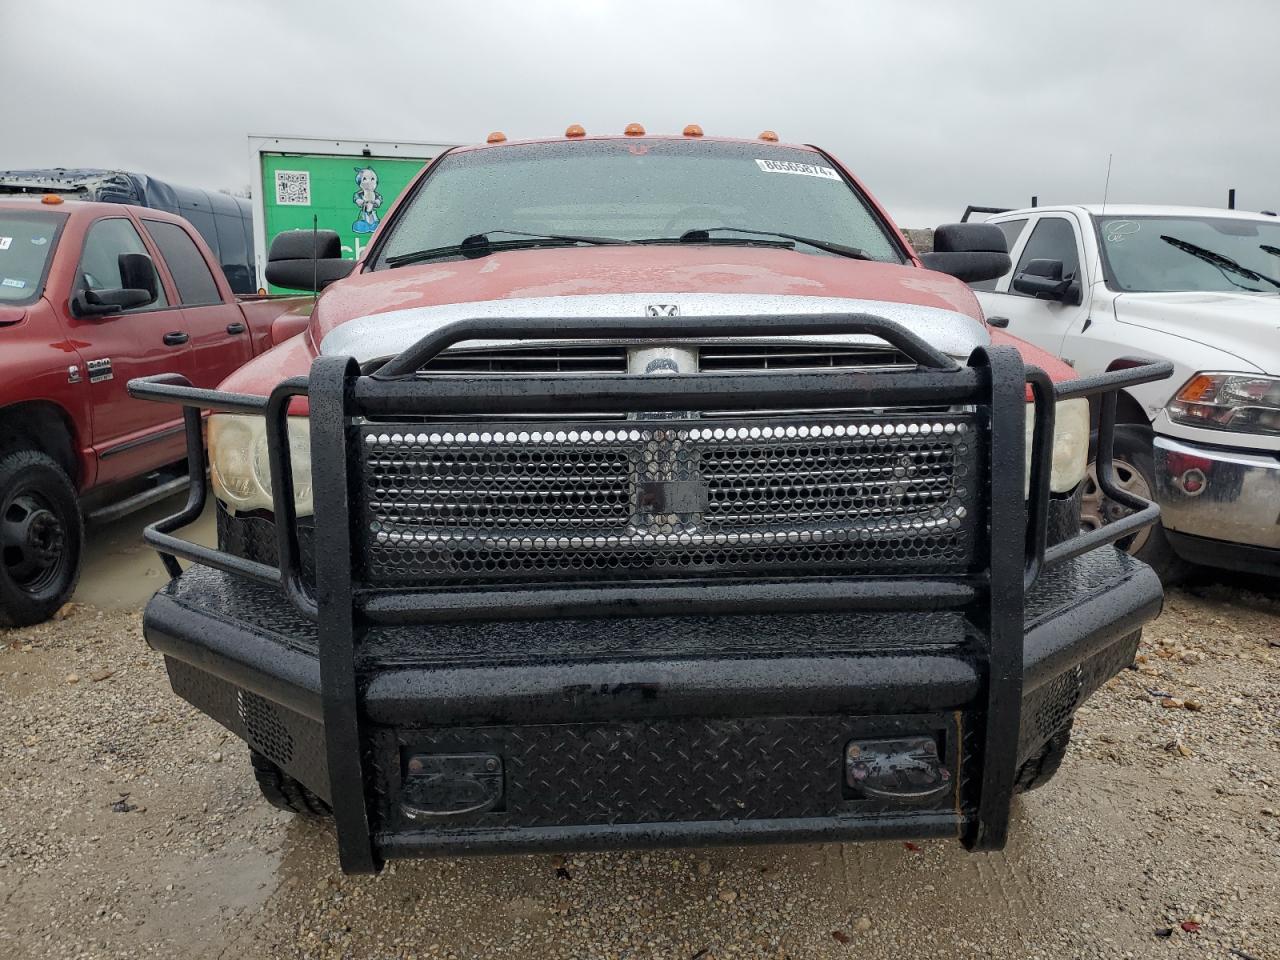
[1,577,1277,960]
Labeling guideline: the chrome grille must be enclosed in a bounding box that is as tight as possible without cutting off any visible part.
[359,414,981,585]
[420,345,627,374]
[413,342,912,377]
[698,344,912,371]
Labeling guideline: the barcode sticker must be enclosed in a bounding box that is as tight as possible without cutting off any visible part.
[755,159,840,180]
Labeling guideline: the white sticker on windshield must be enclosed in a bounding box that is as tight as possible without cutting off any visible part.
[755,158,840,181]
[2,278,26,288]
[0,237,12,250]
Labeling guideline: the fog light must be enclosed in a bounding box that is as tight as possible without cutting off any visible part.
[1178,468,1207,496]
[845,737,951,803]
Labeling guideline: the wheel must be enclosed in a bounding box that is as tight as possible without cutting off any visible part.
[0,450,84,627]
[250,751,331,818]
[1081,424,1188,583]
[1014,720,1072,793]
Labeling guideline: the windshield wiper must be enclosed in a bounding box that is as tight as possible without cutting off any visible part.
[386,229,633,268]
[1160,235,1280,291]
[673,227,871,260]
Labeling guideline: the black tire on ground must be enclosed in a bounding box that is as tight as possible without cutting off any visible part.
[249,751,332,817]
[0,449,84,628]
[1013,720,1073,793]
[1084,423,1189,584]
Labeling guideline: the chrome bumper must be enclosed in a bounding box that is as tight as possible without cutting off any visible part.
[1153,435,1280,550]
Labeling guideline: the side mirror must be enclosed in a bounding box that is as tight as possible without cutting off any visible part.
[265,229,356,291]
[919,223,1012,283]
[72,252,161,317]
[1011,258,1080,303]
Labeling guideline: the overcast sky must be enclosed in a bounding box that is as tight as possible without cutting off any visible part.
[3,0,1276,226]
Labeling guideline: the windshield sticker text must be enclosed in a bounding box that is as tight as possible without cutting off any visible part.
[754,159,840,181]
[0,237,11,250]
[1104,220,1140,243]
[2,278,26,288]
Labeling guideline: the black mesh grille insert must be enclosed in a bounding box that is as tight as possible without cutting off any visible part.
[358,413,982,585]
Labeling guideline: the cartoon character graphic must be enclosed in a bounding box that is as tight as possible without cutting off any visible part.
[352,167,383,234]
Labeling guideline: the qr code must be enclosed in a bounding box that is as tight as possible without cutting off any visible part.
[274,170,311,206]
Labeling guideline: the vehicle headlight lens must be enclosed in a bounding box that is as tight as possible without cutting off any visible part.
[209,414,313,516]
[1167,372,1280,436]
[1026,398,1090,494]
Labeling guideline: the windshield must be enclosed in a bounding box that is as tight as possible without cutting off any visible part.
[1095,215,1280,293]
[373,139,906,268]
[0,211,63,304]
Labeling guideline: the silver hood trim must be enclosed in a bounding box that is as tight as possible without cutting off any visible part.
[319,292,990,365]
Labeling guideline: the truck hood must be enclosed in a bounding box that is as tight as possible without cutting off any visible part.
[315,246,991,364]
[1113,290,1280,373]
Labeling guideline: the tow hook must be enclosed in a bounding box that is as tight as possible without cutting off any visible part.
[845,737,951,803]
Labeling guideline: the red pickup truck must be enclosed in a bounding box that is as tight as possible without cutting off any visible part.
[129,130,1168,872]
[0,195,309,625]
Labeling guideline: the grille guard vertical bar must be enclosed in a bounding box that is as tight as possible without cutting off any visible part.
[264,376,316,620]
[965,345,1026,852]
[309,355,379,874]
[1023,367,1056,590]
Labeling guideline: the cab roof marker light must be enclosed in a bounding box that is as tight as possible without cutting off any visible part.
[624,123,645,137]
[683,124,704,137]
[41,194,64,205]
[486,131,507,144]
[565,124,586,138]
[758,130,780,142]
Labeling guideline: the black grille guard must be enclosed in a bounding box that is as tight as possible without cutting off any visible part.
[128,312,1172,872]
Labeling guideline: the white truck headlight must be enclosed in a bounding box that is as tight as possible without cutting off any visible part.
[1167,372,1280,437]
[1026,398,1090,494]
[208,414,313,516]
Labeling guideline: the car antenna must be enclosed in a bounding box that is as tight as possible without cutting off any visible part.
[312,213,319,303]
[1091,153,1113,284]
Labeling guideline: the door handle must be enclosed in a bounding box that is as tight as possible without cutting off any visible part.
[226,322,246,334]
[163,331,189,346]
[987,316,1010,328]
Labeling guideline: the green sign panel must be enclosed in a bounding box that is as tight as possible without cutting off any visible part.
[259,152,426,292]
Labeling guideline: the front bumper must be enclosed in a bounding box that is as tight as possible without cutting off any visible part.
[1153,435,1280,566]
[143,548,1160,859]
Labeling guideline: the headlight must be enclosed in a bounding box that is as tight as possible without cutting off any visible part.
[1167,372,1280,437]
[208,414,313,516]
[1026,397,1090,494]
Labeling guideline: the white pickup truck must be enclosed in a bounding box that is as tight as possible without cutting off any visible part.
[970,203,1280,580]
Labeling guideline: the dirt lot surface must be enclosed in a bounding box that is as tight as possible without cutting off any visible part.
[2,560,1277,959]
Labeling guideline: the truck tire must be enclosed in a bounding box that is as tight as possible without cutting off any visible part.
[0,450,84,628]
[249,751,332,818]
[1083,424,1188,584]
[1013,721,1072,793]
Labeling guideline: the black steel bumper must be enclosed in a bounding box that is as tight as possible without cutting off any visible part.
[144,549,1159,856]
[128,312,1172,872]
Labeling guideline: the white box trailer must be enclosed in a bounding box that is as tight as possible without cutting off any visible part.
[248,135,459,292]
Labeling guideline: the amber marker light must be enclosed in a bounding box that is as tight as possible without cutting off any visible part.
[565,124,586,138]
[41,194,65,204]
[683,124,704,137]
[624,123,645,136]
[758,130,779,142]
[486,131,507,144]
